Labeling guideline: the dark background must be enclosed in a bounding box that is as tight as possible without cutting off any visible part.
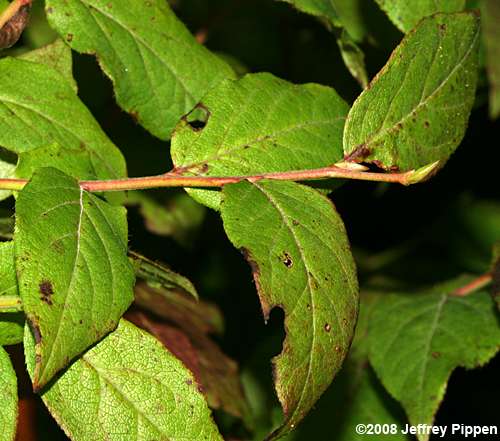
[4,0,499,440]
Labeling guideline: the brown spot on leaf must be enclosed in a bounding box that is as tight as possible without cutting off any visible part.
[324,323,331,332]
[66,33,73,42]
[432,351,441,359]
[32,323,41,345]
[39,280,54,305]
[344,144,371,162]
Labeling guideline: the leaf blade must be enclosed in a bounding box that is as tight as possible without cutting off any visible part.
[374,0,465,33]
[0,57,126,180]
[221,180,358,438]
[0,242,24,346]
[24,319,223,441]
[15,168,134,389]
[45,0,235,139]
[367,279,500,441]
[0,346,17,441]
[344,12,480,171]
[172,73,349,210]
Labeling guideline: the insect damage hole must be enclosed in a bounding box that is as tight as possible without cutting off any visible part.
[184,103,211,131]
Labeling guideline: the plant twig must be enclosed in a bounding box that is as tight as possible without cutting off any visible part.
[451,273,493,297]
[0,161,439,193]
[0,295,23,312]
[0,0,31,29]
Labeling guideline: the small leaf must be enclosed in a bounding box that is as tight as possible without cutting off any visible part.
[374,0,465,33]
[126,191,206,247]
[367,278,500,441]
[278,0,367,42]
[344,12,480,171]
[0,242,24,346]
[0,0,31,50]
[172,73,349,209]
[0,346,17,441]
[24,319,223,441]
[278,0,369,87]
[221,180,358,438]
[0,57,126,180]
[15,168,134,389]
[482,0,500,119]
[19,38,77,91]
[337,30,368,89]
[130,252,198,300]
[45,0,235,139]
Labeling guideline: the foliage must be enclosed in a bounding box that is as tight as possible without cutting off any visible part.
[0,1,498,441]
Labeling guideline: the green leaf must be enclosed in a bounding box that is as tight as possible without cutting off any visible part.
[19,38,77,91]
[24,319,223,441]
[277,1,369,89]
[45,0,235,140]
[127,298,248,419]
[0,346,17,441]
[367,278,500,441]
[337,30,368,89]
[278,0,367,42]
[0,57,126,180]
[221,180,358,438]
[0,242,24,346]
[172,73,349,210]
[15,168,134,389]
[344,12,480,171]
[130,251,199,300]
[16,143,97,181]
[374,0,466,33]
[283,292,410,441]
[482,0,500,119]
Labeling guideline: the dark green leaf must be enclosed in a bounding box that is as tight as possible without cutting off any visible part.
[45,0,235,139]
[15,168,134,389]
[126,191,206,247]
[367,278,500,441]
[0,57,126,180]
[482,0,500,119]
[24,319,223,441]
[278,0,367,42]
[337,30,368,89]
[172,73,349,209]
[374,0,465,33]
[130,251,198,299]
[0,346,17,441]
[0,242,24,346]
[344,12,480,171]
[221,180,358,439]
